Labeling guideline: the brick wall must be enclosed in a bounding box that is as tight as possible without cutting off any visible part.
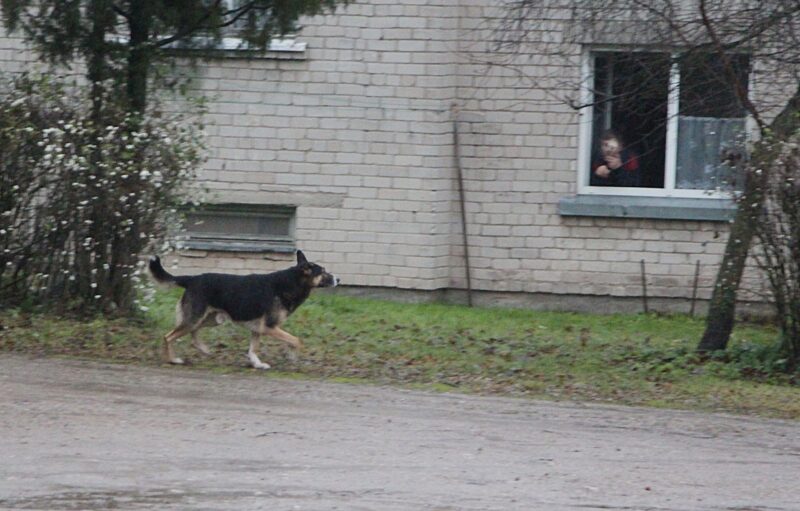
[0,1,781,311]
[158,0,770,306]
[178,0,463,292]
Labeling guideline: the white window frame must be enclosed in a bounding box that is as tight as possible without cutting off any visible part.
[169,36,306,53]
[108,34,306,56]
[577,47,750,199]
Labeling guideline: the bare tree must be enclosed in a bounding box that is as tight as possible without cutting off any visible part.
[493,0,800,351]
[751,133,800,369]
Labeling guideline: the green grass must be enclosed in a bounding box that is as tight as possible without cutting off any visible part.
[1,290,798,419]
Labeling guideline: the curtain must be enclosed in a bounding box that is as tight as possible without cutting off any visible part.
[676,116,745,190]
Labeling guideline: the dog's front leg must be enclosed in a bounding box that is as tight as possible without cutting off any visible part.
[248,333,271,370]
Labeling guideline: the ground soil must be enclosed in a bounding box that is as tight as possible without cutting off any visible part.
[1,354,799,510]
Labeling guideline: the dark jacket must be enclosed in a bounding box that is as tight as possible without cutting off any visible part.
[590,148,640,187]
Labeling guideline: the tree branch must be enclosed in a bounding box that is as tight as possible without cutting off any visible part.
[112,2,129,20]
[698,0,766,132]
[152,0,261,49]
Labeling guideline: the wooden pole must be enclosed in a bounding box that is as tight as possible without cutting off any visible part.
[452,105,473,307]
[690,260,701,317]
[640,259,649,314]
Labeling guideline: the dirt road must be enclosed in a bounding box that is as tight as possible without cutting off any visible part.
[1,355,798,510]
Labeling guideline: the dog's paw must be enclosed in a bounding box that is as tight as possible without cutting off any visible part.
[192,340,212,356]
[247,352,271,370]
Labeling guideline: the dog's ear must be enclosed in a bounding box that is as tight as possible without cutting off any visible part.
[296,250,307,265]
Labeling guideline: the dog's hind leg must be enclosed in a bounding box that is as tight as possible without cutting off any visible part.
[264,326,303,350]
[247,333,271,370]
[190,313,219,357]
[163,325,192,365]
[191,331,212,356]
[163,294,208,365]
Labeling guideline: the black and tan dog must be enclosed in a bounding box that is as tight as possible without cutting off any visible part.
[148,251,338,369]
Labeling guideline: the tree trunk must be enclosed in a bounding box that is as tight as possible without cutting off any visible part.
[698,83,800,352]
[86,0,113,123]
[127,0,152,113]
[697,167,763,351]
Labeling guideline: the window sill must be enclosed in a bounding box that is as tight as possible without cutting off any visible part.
[163,37,307,60]
[558,195,736,222]
[181,240,296,253]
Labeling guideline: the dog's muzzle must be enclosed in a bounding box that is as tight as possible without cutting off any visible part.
[321,273,339,288]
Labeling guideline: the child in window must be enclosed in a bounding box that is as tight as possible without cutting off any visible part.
[591,130,641,187]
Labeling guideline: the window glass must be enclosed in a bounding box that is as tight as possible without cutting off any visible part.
[183,205,296,252]
[679,54,749,118]
[591,52,670,188]
[676,54,749,190]
[187,212,292,240]
[587,51,749,193]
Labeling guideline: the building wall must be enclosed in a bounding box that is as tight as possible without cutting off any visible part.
[173,0,741,306]
[448,1,772,306]
[1,1,780,311]
[447,2,730,300]
[175,0,462,291]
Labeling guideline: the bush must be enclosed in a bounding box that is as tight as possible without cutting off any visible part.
[0,74,204,314]
[752,133,800,370]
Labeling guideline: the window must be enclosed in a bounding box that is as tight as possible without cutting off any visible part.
[579,50,750,197]
[149,0,307,56]
[215,0,306,53]
[182,204,296,253]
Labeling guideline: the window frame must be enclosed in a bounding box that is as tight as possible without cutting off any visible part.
[108,0,307,59]
[577,47,752,199]
[181,203,297,253]
[208,0,306,56]
[171,36,305,52]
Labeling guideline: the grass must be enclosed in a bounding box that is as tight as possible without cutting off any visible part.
[1,290,798,419]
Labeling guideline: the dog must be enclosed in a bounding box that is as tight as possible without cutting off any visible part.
[148,250,338,369]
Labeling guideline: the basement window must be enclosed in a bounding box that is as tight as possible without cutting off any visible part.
[182,204,296,253]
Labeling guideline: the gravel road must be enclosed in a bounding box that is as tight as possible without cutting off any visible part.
[1,354,798,510]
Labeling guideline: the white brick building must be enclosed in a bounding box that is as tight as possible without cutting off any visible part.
[2,1,788,313]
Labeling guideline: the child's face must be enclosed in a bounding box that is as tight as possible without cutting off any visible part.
[601,138,620,156]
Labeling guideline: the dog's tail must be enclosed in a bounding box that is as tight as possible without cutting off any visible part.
[148,256,190,289]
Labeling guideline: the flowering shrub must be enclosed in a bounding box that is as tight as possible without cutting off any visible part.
[753,134,800,370]
[0,74,204,314]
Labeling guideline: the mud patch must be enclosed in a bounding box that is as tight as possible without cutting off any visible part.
[0,489,205,510]
[0,488,389,510]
